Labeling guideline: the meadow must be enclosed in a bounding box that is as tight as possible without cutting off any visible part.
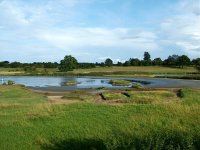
[0,85,200,150]
[0,66,199,78]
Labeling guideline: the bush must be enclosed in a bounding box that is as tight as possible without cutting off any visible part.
[109,80,131,86]
[177,89,184,98]
[7,80,15,85]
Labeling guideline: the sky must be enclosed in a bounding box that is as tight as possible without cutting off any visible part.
[0,0,200,63]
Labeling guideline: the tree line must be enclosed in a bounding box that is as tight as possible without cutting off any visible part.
[98,52,200,68]
[0,52,200,72]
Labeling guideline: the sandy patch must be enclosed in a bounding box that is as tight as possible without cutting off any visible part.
[48,96,80,105]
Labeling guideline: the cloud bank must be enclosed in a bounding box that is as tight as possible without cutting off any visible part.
[0,0,199,62]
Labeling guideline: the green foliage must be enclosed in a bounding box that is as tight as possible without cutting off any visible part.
[177,55,191,68]
[0,87,200,149]
[123,60,131,66]
[117,61,123,66]
[7,80,15,85]
[152,58,162,66]
[10,61,22,68]
[131,83,143,89]
[101,92,128,101]
[62,90,96,102]
[24,66,36,72]
[177,89,184,98]
[143,52,151,65]
[78,63,96,69]
[109,80,131,86]
[130,58,140,66]
[164,54,179,66]
[192,58,200,72]
[126,90,177,104]
[59,55,78,72]
[105,58,113,67]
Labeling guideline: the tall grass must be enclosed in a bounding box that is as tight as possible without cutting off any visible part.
[0,66,198,77]
[0,86,200,149]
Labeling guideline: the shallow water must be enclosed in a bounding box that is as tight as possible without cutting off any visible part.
[1,76,200,90]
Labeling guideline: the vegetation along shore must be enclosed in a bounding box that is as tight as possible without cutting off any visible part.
[0,52,200,80]
[1,52,200,149]
[0,85,200,149]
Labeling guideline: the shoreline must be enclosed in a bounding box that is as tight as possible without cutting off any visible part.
[2,76,200,92]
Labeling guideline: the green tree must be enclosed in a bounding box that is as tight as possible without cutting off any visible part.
[59,55,78,71]
[152,58,162,66]
[10,62,21,68]
[177,55,190,68]
[130,58,140,66]
[117,61,123,66]
[192,58,200,71]
[0,61,10,68]
[105,58,113,67]
[143,52,151,65]
[123,60,131,66]
[192,58,200,67]
[163,55,179,66]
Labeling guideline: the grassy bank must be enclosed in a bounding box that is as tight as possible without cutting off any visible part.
[0,66,199,79]
[0,86,200,149]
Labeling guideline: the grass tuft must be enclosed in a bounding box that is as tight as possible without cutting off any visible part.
[109,80,132,86]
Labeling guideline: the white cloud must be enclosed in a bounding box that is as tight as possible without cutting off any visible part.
[37,28,158,50]
[0,0,200,62]
[158,0,200,57]
[178,0,200,15]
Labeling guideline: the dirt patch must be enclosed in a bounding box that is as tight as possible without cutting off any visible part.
[34,88,181,105]
[48,96,80,105]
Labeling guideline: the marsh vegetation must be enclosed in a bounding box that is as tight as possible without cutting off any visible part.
[0,85,200,149]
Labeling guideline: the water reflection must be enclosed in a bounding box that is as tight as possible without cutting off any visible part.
[1,76,200,89]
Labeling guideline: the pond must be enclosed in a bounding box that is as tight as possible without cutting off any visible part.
[1,76,200,91]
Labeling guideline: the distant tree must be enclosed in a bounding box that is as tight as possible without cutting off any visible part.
[177,55,190,68]
[10,62,21,68]
[105,58,113,67]
[130,58,140,66]
[59,55,78,72]
[192,58,200,67]
[0,61,10,68]
[78,63,96,69]
[123,60,131,66]
[143,52,151,65]
[152,58,162,66]
[100,62,105,67]
[43,62,58,68]
[163,55,179,66]
[117,61,123,66]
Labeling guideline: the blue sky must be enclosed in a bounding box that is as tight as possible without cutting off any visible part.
[0,0,200,63]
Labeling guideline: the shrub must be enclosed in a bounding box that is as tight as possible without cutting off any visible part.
[109,80,131,86]
[177,89,184,98]
[7,80,15,85]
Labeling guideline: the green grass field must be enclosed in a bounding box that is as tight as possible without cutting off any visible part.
[0,86,200,149]
[0,66,199,78]
[72,66,198,74]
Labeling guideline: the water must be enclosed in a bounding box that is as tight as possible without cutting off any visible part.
[1,76,200,90]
